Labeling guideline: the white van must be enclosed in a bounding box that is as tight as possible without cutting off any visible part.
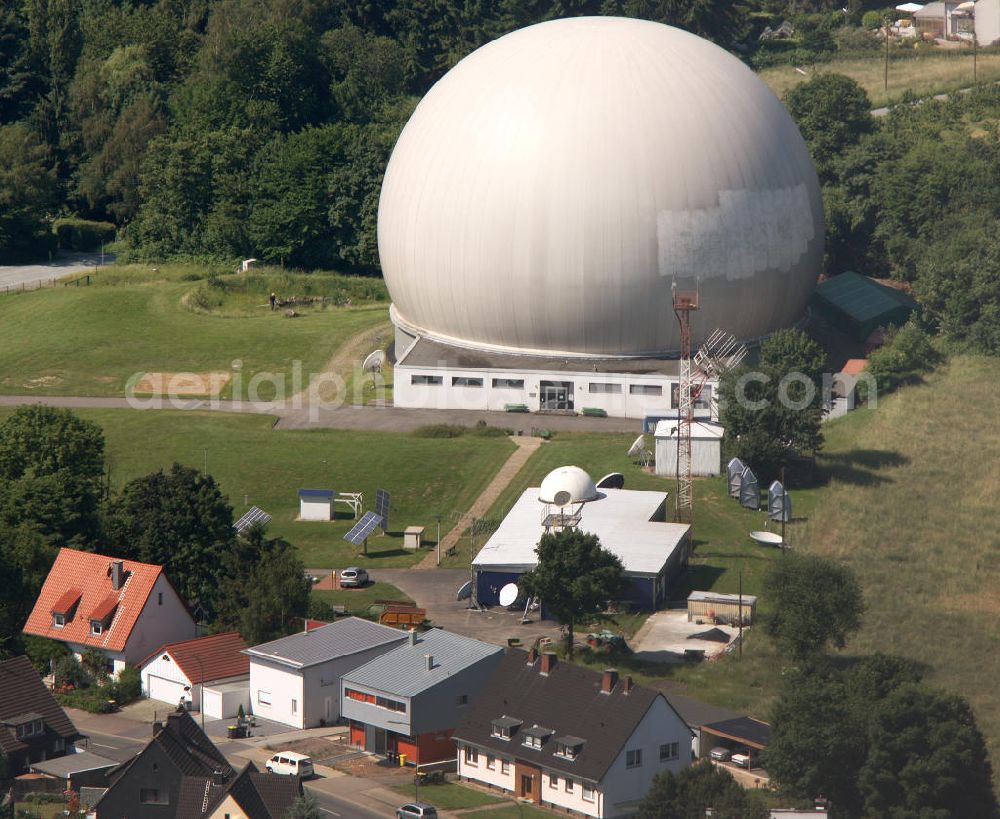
[265,751,314,778]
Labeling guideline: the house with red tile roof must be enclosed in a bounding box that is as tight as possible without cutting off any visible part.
[23,548,196,677]
[139,632,250,719]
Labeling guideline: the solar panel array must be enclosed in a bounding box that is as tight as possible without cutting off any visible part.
[375,489,390,532]
[344,511,383,546]
[234,506,272,533]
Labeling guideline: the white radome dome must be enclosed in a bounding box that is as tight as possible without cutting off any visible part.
[539,466,599,506]
[377,17,824,357]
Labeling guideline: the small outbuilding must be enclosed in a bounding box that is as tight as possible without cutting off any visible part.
[810,272,917,343]
[687,591,757,626]
[298,489,334,521]
[654,420,725,477]
[699,716,772,768]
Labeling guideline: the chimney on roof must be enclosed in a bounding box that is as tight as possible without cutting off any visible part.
[425,654,433,671]
[527,647,537,665]
[152,720,163,735]
[601,669,619,694]
[623,675,633,695]
[409,628,417,646]
[110,560,125,590]
[212,769,227,786]
[540,653,556,675]
[165,712,184,737]
[304,619,309,634]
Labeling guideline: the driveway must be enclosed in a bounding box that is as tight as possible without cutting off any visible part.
[630,609,738,664]
[371,568,560,648]
[0,251,115,291]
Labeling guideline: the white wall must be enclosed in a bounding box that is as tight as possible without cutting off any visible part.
[395,364,690,420]
[600,697,691,818]
[654,437,722,477]
[141,653,194,707]
[539,767,604,817]
[299,500,331,521]
[977,0,1000,45]
[457,743,516,791]
[68,644,126,679]
[123,574,197,666]
[249,658,305,728]
[203,684,250,720]
[306,643,405,728]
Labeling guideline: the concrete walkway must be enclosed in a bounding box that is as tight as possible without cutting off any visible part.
[0,394,641,433]
[415,436,543,569]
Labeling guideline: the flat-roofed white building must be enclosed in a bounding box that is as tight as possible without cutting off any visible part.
[472,468,690,611]
[653,420,724,477]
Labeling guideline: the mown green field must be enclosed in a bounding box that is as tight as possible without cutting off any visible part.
[760,50,1000,108]
[0,407,515,570]
[0,265,388,400]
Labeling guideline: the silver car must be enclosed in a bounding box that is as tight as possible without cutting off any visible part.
[709,746,731,762]
[339,567,369,587]
[396,804,438,819]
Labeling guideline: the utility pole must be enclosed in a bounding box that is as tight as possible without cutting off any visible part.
[738,571,743,659]
[884,16,890,91]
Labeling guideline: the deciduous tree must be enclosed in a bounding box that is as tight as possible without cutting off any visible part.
[520,529,626,659]
[638,760,768,819]
[761,553,863,659]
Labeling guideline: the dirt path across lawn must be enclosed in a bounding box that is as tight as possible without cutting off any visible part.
[290,320,392,406]
[414,436,543,570]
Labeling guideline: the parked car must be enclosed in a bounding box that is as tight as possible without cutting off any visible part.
[396,803,438,819]
[730,753,751,768]
[265,751,314,778]
[340,567,369,587]
[709,746,731,762]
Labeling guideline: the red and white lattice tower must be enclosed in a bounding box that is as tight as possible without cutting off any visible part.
[672,283,748,526]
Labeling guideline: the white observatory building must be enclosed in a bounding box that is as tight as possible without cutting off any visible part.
[471,466,691,610]
[378,17,824,420]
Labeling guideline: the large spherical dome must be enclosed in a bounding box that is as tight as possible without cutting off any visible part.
[539,466,598,506]
[378,17,823,357]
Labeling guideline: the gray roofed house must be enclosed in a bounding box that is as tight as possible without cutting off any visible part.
[246,618,408,729]
[341,628,504,764]
[453,649,692,818]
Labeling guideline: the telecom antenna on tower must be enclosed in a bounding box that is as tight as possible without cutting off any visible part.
[672,281,747,526]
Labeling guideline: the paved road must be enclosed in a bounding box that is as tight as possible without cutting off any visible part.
[0,394,642,433]
[0,251,115,290]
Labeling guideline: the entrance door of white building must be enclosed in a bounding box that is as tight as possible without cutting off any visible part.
[539,381,574,411]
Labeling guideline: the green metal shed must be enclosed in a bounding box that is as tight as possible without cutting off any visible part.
[810,272,918,341]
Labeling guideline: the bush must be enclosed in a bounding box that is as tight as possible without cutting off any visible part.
[52,218,116,251]
[308,598,337,621]
[110,665,141,704]
[862,10,882,29]
[54,655,88,688]
[55,688,117,713]
[863,319,937,396]
[23,636,70,675]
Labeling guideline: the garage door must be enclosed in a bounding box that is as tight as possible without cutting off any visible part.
[148,674,188,706]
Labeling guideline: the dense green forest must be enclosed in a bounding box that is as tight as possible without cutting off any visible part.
[2,0,999,352]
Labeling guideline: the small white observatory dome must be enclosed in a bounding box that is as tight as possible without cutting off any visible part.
[378,16,824,357]
[539,466,599,506]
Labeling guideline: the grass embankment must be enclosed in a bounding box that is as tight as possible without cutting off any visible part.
[760,50,1000,108]
[0,408,516,570]
[0,263,389,400]
[390,782,504,810]
[312,582,414,617]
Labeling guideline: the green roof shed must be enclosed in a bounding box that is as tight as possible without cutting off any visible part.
[810,272,918,341]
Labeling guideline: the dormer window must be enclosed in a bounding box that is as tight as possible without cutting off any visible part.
[521,725,554,750]
[491,716,522,740]
[88,594,119,636]
[9,714,44,740]
[50,588,82,627]
[554,736,586,760]
[90,620,103,635]
[52,613,65,628]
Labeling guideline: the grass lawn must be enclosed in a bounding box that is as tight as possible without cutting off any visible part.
[462,804,554,818]
[759,50,1000,108]
[0,264,388,400]
[0,407,516,570]
[390,782,504,810]
[312,583,413,617]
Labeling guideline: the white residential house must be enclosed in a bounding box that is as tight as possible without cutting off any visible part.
[245,618,407,728]
[454,650,692,818]
[22,549,196,678]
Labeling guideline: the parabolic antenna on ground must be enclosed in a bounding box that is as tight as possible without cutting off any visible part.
[498,583,519,607]
[362,349,385,372]
[750,531,784,546]
[456,580,473,600]
[627,436,646,458]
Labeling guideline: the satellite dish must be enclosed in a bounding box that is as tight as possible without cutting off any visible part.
[498,583,519,607]
[596,472,624,489]
[552,490,572,507]
[362,349,385,373]
[627,435,646,458]
[456,580,473,601]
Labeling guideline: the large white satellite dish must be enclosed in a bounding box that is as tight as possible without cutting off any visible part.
[498,583,519,607]
[596,472,624,489]
[362,349,385,373]
[627,435,645,458]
